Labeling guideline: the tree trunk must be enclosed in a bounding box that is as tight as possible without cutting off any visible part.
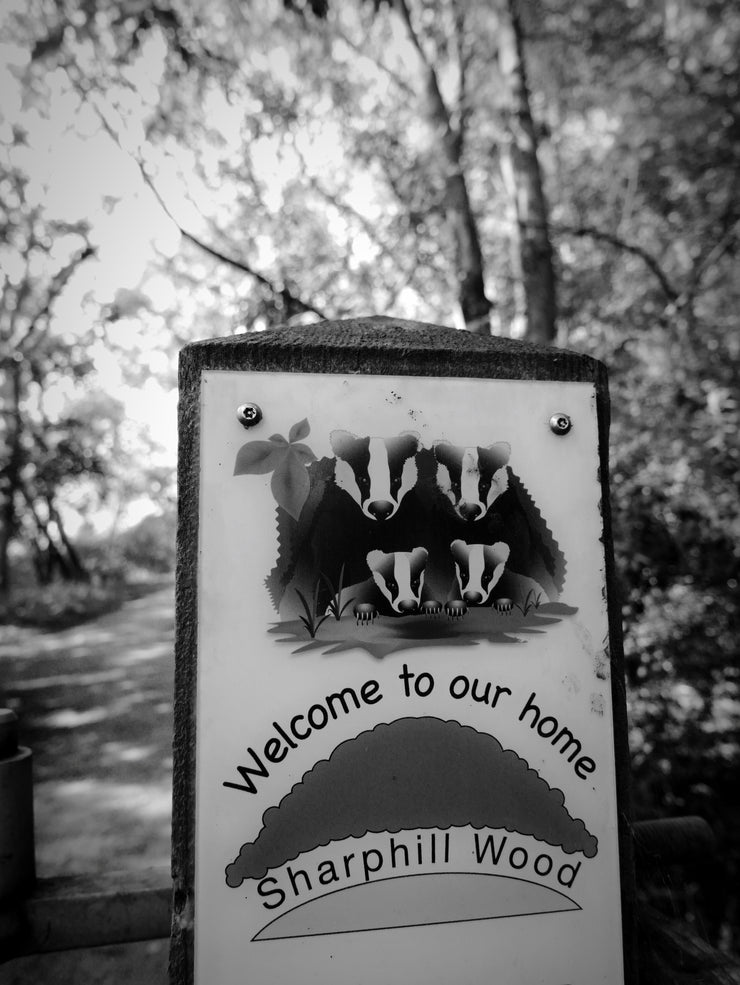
[446,169,492,333]
[0,360,23,594]
[47,497,88,581]
[397,0,494,334]
[497,0,557,343]
[20,484,77,583]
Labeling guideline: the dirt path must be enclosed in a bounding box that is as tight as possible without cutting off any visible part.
[1,582,175,983]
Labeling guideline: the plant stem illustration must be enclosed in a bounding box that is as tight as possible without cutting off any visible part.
[294,582,331,639]
[321,564,355,621]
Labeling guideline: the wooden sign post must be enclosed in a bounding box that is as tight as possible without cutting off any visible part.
[172,317,635,985]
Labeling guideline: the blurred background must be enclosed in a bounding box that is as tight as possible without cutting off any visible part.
[1,0,739,978]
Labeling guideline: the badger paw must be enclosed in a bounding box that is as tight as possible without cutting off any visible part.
[354,603,378,626]
[494,597,514,614]
[421,600,443,618]
[445,599,468,621]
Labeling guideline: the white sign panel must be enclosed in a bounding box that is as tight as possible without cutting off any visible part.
[194,370,625,985]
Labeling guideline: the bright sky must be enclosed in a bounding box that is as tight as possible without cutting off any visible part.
[0,10,426,532]
[1,31,184,529]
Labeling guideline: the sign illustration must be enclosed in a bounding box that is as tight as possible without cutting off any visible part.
[176,342,631,985]
[225,715,598,941]
[234,422,574,658]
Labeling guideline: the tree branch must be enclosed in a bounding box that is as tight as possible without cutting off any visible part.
[79,83,327,322]
[395,0,491,331]
[133,153,327,320]
[333,26,415,99]
[16,244,96,353]
[395,0,459,156]
[179,221,327,320]
[555,224,679,302]
[683,209,740,304]
[305,175,446,300]
[454,6,473,150]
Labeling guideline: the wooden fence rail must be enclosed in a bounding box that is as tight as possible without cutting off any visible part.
[0,818,715,964]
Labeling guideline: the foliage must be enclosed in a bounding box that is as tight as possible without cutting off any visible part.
[0,511,175,629]
[0,74,178,592]
[0,579,125,630]
[119,509,177,574]
[2,0,739,957]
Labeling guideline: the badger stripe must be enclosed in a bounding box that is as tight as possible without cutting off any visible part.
[434,441,511,520]
[451,540,509,604]
[366,437,395,505]
[331,430,419,520]
[367,548,428,614]
[450,539,471,584]
[434,442,464,501]
[460,448,481,510]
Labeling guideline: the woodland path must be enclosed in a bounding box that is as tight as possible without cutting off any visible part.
[1,581,175,983]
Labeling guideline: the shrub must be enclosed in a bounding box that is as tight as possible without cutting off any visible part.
[0,580,126,629]
[119,510,176,574]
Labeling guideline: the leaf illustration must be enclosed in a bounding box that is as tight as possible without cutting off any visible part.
[288,418,310,443]
[271,449,311,519]
[234,440,286,476]
[289,442,317,465]
[294,586,330,639]
[269,433,289,445]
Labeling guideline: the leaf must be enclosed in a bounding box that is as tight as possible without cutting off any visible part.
[289,442,317,465]
[294,588,315,625]
[271,449,311,519]
[294,586,330,638]
[269,434,289,445]
[338,596,356,617]
[313,612,331,633]
[288,418,310,443]
[234,441,286,475]
[298,615,314,636]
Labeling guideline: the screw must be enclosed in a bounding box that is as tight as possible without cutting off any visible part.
[236,403,263,429]
[549,413,572,435]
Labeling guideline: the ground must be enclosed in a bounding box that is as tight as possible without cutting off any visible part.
[1,582,175,983]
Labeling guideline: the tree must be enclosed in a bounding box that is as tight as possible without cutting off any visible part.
[495,0,557,342]
[293,0,558,339]
[12,0,561,339]
[0,148,97,590]
[4,2,740,949]
[392,0,494,333]
[0,106,178,591]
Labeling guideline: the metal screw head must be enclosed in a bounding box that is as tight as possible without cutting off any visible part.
[549,413,572,435]
[236,403,263,429]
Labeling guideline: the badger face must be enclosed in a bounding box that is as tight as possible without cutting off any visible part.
[434,441,511,521]
[331,431,420,521]
[450,539,509,605]
[366,547,428,614]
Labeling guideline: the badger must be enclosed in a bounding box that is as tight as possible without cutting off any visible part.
[450,539,509,605]
[433,441,511,522]
[365,547,428,615]
[450,539,550,610]
[330,430,420,521]
[340,547,430,625]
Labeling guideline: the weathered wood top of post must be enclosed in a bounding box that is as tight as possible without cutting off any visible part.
[179,315,607,386]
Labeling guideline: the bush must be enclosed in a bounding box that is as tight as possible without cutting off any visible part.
[119,510,176,574]
[0,580,127,629]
